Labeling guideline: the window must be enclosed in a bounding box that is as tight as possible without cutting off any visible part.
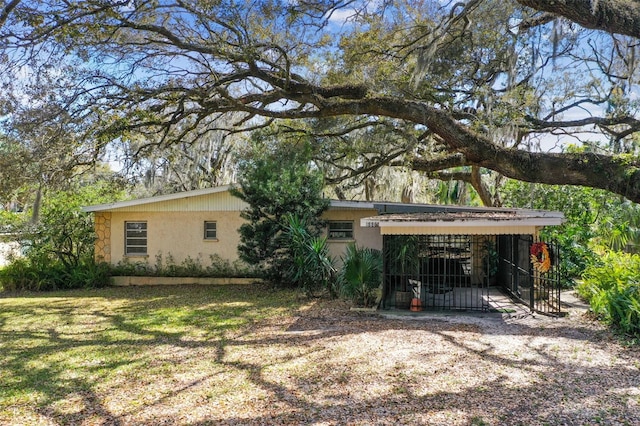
[204,221,217,240]
[125,221,147,255]
[328,221,354,240]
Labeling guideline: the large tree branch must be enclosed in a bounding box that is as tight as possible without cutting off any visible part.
[298,95,640,202]
[101,71,640,202]
[410,153,468,172]
[517,0,640,38]
[526,113,640,130]
[0,0,20,30]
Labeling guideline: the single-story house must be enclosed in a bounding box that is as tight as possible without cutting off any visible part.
[83,185,565,314]
[82,185,383,268]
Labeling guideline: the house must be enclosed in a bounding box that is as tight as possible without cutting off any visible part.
[83,185,565,314]
[82,185,383,268]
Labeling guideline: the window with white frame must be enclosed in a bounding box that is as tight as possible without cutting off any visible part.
[328,221,354,240]
[204,221,217,240]
[125,221,147,255]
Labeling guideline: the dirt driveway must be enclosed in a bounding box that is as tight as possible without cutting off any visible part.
[215,291,640,426]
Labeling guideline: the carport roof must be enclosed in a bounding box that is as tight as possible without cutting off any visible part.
[361,208,564,230]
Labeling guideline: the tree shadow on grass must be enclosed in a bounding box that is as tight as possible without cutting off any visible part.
[0,284,304,424]
[0,285,638,425]
[163,312,640,425]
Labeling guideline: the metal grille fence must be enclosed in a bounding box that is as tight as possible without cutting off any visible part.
[498,235,562,315]
[382,234,562,314]
[383,235,492,311]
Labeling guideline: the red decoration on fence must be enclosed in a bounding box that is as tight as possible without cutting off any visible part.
[530,242,551,273]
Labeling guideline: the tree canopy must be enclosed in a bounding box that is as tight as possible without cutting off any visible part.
[1,0,640,203]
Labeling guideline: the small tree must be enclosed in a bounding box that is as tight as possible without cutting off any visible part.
[0,180,123,290]
[232,137,329,285]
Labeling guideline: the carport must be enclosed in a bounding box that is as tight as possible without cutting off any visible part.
[361,208,565,315]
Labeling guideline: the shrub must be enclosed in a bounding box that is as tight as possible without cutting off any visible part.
[109,252,259,278]
[577,251,640,336]
[0,258,45,291]
[206,254,257,278]
[108,259,153,277]
[338,243,383,308]
[284,214,336,296]
[0,255,110,291]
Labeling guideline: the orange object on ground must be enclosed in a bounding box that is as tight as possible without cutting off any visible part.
[410,297,422,312]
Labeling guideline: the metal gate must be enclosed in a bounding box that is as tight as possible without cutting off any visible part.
[382,234,491,311]
[497,235,562,315]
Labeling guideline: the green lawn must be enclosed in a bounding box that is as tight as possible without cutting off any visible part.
[0,285,302,425]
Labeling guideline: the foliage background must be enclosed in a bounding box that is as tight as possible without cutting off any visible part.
[0,181,123,291]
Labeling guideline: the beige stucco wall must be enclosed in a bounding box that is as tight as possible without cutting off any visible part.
[322,208,383,263]
[108,210,246,266]
[97,205,383,267]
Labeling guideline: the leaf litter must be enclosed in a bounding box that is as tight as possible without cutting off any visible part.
[2,290,639,425]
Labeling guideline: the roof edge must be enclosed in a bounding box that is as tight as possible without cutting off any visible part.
[82,185,234,212]
[82,186,566,220]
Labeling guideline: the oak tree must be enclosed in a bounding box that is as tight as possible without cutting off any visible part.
[1,1,640,202]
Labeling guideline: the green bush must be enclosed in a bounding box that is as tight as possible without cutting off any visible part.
[284,214,336,296]
[338,243,383,308]
[109,253,259,278]
[0,255,110,292]
[577,252,640,336]
[0,258,44,291]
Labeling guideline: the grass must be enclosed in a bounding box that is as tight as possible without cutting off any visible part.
[0,284,302,424]
[1,285,639,425]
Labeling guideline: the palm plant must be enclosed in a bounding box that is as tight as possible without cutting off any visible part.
[338,243,383,308]
[284,214,336,296]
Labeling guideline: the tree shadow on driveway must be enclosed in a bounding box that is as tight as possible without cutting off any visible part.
[0,285,638,425]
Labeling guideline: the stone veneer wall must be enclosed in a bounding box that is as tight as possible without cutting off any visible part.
[94,212,112,263]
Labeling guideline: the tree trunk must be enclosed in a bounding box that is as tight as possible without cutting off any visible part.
[30,183,42,224]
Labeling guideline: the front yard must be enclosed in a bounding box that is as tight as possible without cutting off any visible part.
[0,284,639,425]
